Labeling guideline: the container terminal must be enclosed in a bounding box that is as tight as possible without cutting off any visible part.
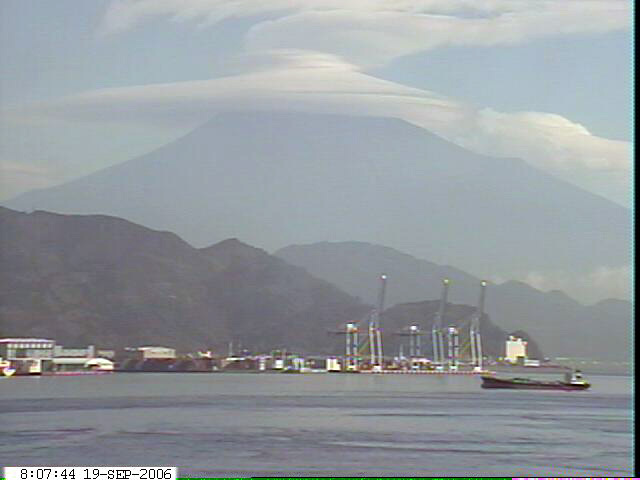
[1,276,566,377]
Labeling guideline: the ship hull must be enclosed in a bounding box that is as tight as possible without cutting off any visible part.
[481,376,590,391]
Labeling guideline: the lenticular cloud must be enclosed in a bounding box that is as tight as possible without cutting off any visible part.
[20,47,630,204]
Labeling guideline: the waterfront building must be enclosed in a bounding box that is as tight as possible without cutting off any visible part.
[505,335,528,363]
[54,344,96,358]
[326,357,341,372]
[0,338,56,374]
[52,356,114,373]
[52,344,114,373]
[126,346,177,360]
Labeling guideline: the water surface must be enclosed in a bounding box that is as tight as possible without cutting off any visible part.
[0,373,632,477]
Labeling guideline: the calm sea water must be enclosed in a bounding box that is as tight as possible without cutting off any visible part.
[0,373,633,477]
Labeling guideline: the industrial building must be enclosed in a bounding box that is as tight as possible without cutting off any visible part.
[134,346,177,360]
[118,345,215,372]
[0,338,114,375]
[52,344,114,373]
[505,335,528,363]
[0,338,56,374]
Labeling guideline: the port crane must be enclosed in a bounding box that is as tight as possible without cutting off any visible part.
[330,274,387,371]
[470,280,487,371]
[431,278,449,370]
[329,321,361,371]
[368,273,387,370]
[395,324,425,359]
[445,325,460,371]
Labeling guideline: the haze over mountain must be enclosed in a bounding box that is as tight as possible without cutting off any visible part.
[0,207,528,359]
[276,241,631,361]
[5,111,629,303]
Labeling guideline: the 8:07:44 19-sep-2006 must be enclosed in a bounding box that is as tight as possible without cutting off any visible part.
[4,468,177,480]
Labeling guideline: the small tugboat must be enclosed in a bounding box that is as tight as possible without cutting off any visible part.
[481,370,590,391]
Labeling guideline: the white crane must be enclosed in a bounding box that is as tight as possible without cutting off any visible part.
[368,274,387,370]
[470,280,487,371]
[446,325,460,371]
[431,278,449,370]
[344,322,359,371]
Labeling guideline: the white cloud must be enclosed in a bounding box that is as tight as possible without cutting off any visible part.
[523,265,631,302]
[244,3,630,66]
[88,1,634,205]
[101,1,630,66]
[0,161,60,200]
[470,110,629,173]
[13,49,630,204]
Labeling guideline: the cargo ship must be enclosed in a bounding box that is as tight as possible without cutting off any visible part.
[481,371,590,391]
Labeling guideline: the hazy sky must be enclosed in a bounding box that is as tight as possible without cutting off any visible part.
[0,0,632,205]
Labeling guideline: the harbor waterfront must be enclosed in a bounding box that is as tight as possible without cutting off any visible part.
[0,372,631,477]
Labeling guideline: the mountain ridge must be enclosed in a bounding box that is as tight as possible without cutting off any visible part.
[4,111,629,303]
[275,241,631,361]
[0,207,530,358]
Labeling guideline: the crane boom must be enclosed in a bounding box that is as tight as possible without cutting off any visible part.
[431,278,449,366]
[436,278,450,329]
[470,280,487,371]
[369,274,387,368]
[475,280,487,321]
[376,274,388,327]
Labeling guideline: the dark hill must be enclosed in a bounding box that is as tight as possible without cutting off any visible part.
[199,238,370,353]
[0,207,368,351]
[0,208,529,358]
[0,207,220,349]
